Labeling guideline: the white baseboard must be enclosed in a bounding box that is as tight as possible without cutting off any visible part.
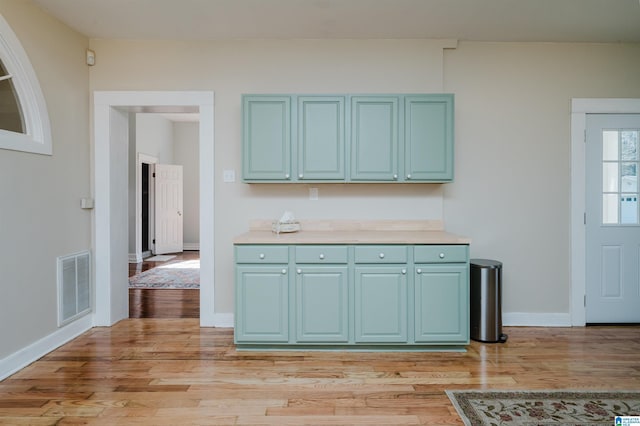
[128,252,142,263]
[503,312,571,327]
[212,313,234,328]
[0,315,93,381]
[184,243,200,251]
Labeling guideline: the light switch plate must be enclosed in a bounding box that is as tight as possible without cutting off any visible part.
[223,170,235,182]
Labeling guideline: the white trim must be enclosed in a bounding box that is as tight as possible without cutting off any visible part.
[0,315,92,381]
[503,312,571,327]
[0,14,52,155]
[213,313,234,328]
[570,98,640,326]
[183,243,200,251]
[93,91,215,327]
[128,252,142,263]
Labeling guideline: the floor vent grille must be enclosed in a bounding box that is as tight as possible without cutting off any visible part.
[57,250,91,327]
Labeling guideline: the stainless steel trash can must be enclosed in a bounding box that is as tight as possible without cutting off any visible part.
[470,259,508,343]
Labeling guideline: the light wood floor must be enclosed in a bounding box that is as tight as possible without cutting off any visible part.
[1,321,639,425]
[129,252,200,319]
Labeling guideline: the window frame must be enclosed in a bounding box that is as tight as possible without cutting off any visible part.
[0,13,52,155]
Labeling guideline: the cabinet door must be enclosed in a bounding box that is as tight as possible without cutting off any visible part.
[242,96,291,181]
[404,95,454,181]
[298,96,345,180]
[295,266,349,342]
[414,264,468,343]
[354,266,408,342]
[351,96,399,181]
[235,265,289,342]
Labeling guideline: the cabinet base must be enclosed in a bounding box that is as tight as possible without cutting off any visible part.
[234,344,467,352]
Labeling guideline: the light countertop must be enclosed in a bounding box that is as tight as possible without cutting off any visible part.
[233,220,471,245]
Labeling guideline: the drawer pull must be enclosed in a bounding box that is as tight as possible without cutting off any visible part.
[299,173,304,178]
[401,269,406,275]
[285,173,290,179]
[297,269,302,274]
[393,174,398,180]
[416,268,422,274]
[259,253,265,259]
[282,269,287,275]
[319,254,325,260]
[406,174,412,179]
[379,253,385,259]
[439,253,445,259]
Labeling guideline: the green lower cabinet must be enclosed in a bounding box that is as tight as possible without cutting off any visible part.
[295,266,349,342]
[414,264,469,343]
[235,265,289,343]
[354,266,408,343]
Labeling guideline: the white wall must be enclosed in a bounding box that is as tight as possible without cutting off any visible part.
[89,38,450,314]
[173,121,200,248]
[0,0,90,359]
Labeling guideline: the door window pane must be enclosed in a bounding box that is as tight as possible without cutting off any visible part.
[603,131,619,161]
[621,195,638,224]
[603,194,619,224]
[621,163,637,192]
[0,60,25,134]
[603,163,619,192]
[621,131,638,160]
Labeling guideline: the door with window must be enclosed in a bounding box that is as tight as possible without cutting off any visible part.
[586,114,640,323]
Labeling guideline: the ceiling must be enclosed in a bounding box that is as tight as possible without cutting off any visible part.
[32,0,640,43]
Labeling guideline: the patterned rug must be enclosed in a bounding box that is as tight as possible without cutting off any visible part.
[446,390,640,426]
[129,259,200,289]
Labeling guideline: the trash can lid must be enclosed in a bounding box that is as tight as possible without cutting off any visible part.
[470,258,502,268]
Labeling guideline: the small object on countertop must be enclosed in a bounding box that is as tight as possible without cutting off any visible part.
[272,211,301,234]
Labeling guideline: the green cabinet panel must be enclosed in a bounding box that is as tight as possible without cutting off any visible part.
[295,245,348,264]
[235,265,289,343]
[414,264,469,343]
[236,245,289,264]
[404,95,454,181]
[351,96,399,181]
[354,266,408,343]
[413,245,468,264]
[242,96,291,180]
[298,96,345,180]
[295,266,349,342]
[354,245,408,264]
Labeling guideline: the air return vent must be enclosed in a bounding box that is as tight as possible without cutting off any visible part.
[57,251,91,327]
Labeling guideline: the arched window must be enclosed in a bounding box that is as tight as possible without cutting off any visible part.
[0,13,52,155]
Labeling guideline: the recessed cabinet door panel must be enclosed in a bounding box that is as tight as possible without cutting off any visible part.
[298,97,345,180]
[296,266,349,342]
[351,97,399,181]
[414,264,468,343]
[242,96,291,180]
[405,95,454,181]
[235,265,289,342]
[354,266,407,342]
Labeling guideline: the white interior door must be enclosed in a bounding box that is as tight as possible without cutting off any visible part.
[154,164,184,255]
[586,114,640,323]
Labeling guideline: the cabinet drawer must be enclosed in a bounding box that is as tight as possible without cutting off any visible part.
[295,245,348,264]
[235,245,289,263]
[414,245,468,263]
[354,245,407,263]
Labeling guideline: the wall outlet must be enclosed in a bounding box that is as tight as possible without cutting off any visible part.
[223,170,235,182]
[309,187,318,200]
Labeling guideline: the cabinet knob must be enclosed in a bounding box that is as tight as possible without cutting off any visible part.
[297,268,302,274]
[379,253,385,259]
[401,269,406,275]
[259,253,265,259]
[406,174,412,179]
[319,254,325,260]
[282,269,287,275]
[439,253,445,259]
[393,174,398,180]
[417,268,422,274]
[299,173,303,179]
[285,173,290,179]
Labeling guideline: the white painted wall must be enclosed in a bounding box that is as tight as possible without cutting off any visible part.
[0,0,90,359]
[173,121,200,248]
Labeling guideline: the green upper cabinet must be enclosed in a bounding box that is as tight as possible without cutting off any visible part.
[350,96,399,181]
[404,95,454,182]
[242,96,291,181]
[241,94,454,183]
[298,96,345,180]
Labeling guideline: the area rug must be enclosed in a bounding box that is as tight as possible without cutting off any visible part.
[145,255,176,262]
[129,259,200,289]
[446,390,640,426]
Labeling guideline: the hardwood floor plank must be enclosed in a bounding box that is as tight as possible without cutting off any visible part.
[0,320,638,425]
